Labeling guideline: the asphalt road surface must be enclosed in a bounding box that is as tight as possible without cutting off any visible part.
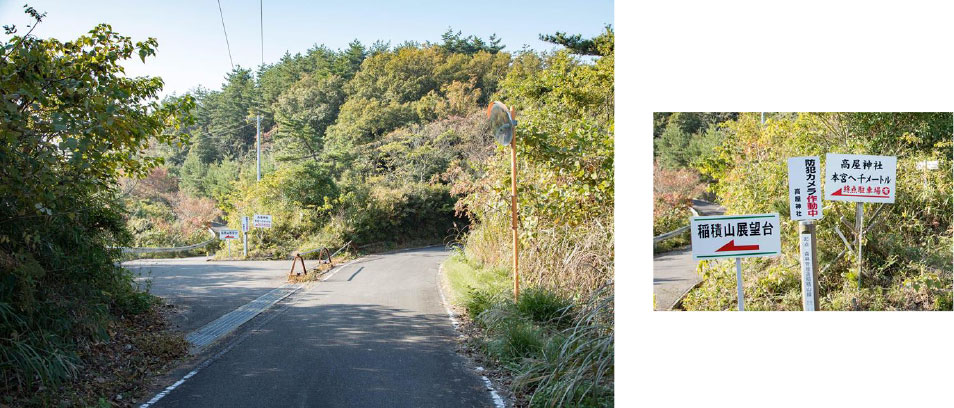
[142,247,495,407]
[653,200,725,310]
[126,257,294,333]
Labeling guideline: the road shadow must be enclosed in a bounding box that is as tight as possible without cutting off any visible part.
[162,296,491,407]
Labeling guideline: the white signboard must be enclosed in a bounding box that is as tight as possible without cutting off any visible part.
[799,234,815,311]
[690,214,782,260]
[253,214,272,229]
[788,156,823,221]
[824,153,896,203]
[915,160,938,170]
[241,216,250,232]
[219,229,240,240]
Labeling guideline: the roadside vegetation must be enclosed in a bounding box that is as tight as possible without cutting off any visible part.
[1,7,191,405]
[655,112,953,310]
[443,28,614,407]
[2,2,614,403]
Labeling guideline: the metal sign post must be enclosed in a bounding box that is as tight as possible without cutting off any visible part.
[788,156,822,310]
[855,202,863,287]
[487,101,520,301]
[690,213,782,311]
[824,153,896,288]
[242,216,249,258]
[735,258,744,311]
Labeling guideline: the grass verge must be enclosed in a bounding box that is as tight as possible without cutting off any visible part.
[2,298,189,407]
[442,253,613,407]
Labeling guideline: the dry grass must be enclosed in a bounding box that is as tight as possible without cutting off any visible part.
[464,215,614,300]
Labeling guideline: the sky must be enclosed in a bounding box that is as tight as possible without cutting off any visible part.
[0,0,613,97]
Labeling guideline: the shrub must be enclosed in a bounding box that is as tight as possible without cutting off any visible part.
[516,287,573,328]
[486,321,546,364]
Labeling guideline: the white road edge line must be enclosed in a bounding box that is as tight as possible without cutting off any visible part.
[139,293,290,408]
[436,264,505,408]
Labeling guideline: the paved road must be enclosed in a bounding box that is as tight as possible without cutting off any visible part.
[125,257,308,333]
[145,247,494,407]
[653,200,725,310]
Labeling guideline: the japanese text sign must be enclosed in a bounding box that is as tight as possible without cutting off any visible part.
[788,156,823,221]
[824,153,896,203]
[219,229,240,240]
[253,214,272,228]
[242,216,250,232]
[690,214,781,260]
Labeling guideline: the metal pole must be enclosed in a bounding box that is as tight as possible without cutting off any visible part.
[855,202,863,288]
[256,115,261,181]
[799,221,820,311]
[735,257,744,311]
[510,107,519,301]
[243,230,248,258]
[227,239,231,258]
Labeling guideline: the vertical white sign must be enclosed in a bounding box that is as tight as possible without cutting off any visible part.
[788,156,823,221]
[799,234,815,311]
[242,216,250,232]
[824,153,897,203]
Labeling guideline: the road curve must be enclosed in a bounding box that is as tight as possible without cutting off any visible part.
[653,200,725,310]
[146,247,494,407]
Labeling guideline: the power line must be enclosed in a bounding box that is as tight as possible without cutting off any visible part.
[216,0,234,70]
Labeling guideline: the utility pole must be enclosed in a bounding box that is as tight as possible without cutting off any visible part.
[256,115,261,181]
[510,107,519,301]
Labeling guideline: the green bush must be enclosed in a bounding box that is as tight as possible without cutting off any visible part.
[465,287,499,320]
[486,321,546,364]
[516,287,573,328]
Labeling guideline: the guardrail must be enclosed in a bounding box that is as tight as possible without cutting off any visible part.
[652,206,701,244]
[114,228,218,255]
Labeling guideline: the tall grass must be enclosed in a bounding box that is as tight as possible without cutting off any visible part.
[464,214,613,300]
[454,214,614,406]
[516,284,614,407]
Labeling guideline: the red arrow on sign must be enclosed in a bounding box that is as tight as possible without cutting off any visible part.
[831,187,889,198]
[716,240,760,252]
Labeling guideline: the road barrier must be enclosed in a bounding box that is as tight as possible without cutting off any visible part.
[289,241,352,276]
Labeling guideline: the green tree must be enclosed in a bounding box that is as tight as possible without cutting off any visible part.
[273,74,346,161]
[0,8,192,389]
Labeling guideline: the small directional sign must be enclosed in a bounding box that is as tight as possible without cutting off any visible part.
[690,214,781,260]
[219,229,240,240]
[824,153,896,203]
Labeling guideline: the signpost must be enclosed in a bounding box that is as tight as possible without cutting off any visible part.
[690,213,781,311]
[253,214,272,229]
[219,229,239,258]
[824,154,897,287]
[487,101,520,301]
[788,157,822,310]
[241,216,250,257]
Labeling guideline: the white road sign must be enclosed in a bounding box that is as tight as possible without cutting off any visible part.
[690,214,782,260]
[824,153,896,203]
[242,216,250,232]
[799,234,815,311]
[915,160,938,170]
[219,229,240,240]
[788,156,823,221]
[253,214,272,228]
